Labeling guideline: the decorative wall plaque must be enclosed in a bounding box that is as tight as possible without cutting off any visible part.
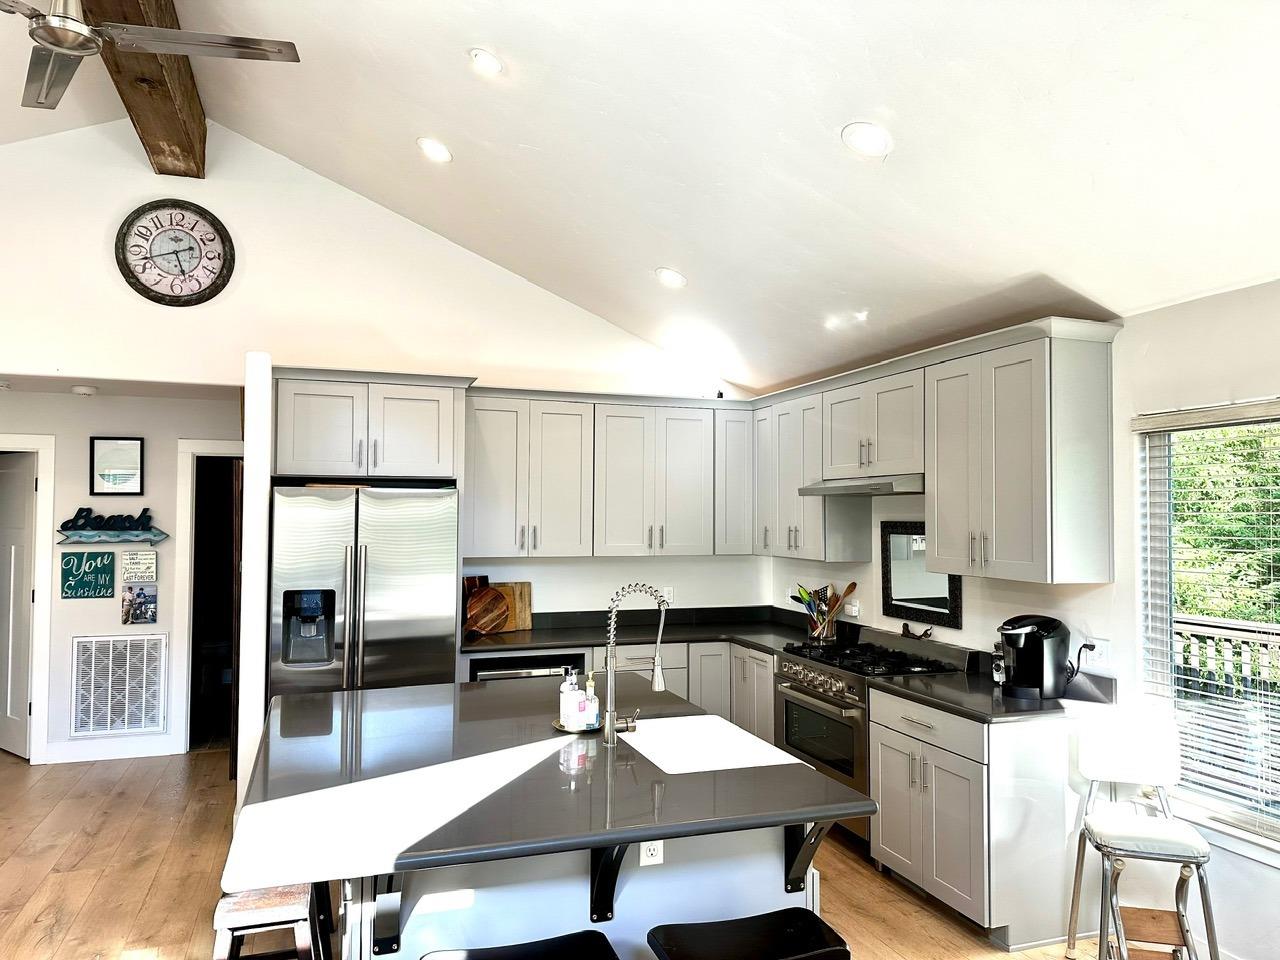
[120,550,158,583]
[61,551,115,599]
[58,507,169,545]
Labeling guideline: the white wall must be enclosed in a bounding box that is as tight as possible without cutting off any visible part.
[0,387,241,762]
[0,120,731,400]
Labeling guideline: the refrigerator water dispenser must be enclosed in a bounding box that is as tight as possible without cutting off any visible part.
[282,589,335,665]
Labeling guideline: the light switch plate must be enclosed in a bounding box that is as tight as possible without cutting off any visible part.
[844,600,860,617]
[640,840,664,866]
[1085,635,1115,676]
[661,586,674,604]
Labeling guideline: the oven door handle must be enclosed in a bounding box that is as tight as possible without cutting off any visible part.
[777,683,863,718]
[475,667,565,680]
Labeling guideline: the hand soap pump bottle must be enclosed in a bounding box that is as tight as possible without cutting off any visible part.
[584,673,600,729]
[559,668,579,729]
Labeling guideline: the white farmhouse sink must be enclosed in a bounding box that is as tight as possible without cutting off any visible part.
[619,714,807,775]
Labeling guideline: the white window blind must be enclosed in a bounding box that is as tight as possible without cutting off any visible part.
[1140,423,1280,840]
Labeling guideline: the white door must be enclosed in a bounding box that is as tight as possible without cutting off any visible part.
[688,642,731,720]
[655,408,714,556]
[774,401,802,555]
[921,744,989,924]
[980,341,1049,582]
[714,410,753,556]
[529,401,594,557]
[869,722,923,884]
[795,396,826,561]
[822,383,869,479]
[463,397,529,557]
[594,405,656,556]
[276,379,369,476]
[747,651,775,742]
[0,453,35,758]
[752,407,777,556]
[925,357,981,575]
[369,384,455,478]
[866,369,924,476]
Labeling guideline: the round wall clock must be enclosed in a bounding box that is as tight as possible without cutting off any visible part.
[114,199,235,307]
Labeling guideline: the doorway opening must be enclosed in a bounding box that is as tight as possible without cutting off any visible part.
[188,454,243,761]
[0,451,37,760]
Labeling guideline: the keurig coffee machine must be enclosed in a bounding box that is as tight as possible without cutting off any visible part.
[995,614,1071,699]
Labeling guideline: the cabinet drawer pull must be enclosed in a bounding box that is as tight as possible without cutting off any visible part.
[902,715,935,730]
[921,758,930,791]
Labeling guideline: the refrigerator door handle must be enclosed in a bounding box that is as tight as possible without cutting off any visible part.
[355,544,369,687]
[341,545,354,688]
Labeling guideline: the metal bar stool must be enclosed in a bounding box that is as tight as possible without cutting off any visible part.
[647,907,849,960]
[213,882,333,960]
[1066,705,1221,960]
[423,930,620,959]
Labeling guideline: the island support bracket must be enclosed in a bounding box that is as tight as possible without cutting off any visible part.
[590,844,629,923]
[784,821,834,893]
[372,874,402,955]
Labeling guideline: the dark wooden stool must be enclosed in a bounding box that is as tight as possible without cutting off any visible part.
[423,930,620,960]
[213,882,334,960]
[648,907,849,960]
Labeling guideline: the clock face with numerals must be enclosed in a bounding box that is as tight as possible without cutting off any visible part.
[114,199,235,307]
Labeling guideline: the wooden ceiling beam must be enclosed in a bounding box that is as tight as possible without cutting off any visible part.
[82,0,206,178]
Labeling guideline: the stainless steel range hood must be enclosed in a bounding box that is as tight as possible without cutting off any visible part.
[798,473,925,497]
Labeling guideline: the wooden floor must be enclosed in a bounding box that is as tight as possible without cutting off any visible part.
[0,748,1096,960]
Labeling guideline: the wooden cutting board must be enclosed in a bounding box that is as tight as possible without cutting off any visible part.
[490,581,532,632]
[464,587,509,636]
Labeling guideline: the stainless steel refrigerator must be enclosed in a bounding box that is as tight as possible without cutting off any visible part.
[268,485,458,699]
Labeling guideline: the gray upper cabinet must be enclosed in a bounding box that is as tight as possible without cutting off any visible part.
[823,369,923,479]
[655,407,714,556]
[714,409,753,555]
[752,406,776,556]
[926,335,1112,583]
[594,404,657,556]
[276,379,369,476]
[464,397,529,558]
[775,395,825,559]
[369,383,455,478]
[529,400,594,557]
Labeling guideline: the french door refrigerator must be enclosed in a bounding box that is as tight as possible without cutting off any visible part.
[268,485,458,699]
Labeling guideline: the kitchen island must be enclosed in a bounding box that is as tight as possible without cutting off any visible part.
[224,673,876,959]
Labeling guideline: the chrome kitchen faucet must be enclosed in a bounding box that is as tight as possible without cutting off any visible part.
[602,583,668,746]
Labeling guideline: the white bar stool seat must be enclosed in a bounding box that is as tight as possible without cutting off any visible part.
[1084,809,1211,861]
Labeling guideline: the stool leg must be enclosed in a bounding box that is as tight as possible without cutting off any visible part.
[1065,829,1089,959]
[1174,865,1200,960]
[293,918,315,960]
[1196,863,1222,960]
[213,929,241,960]
[1110,859,1129,960]
[1098,853,1114,960]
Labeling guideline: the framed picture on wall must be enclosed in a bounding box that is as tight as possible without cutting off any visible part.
[90,437,144,496]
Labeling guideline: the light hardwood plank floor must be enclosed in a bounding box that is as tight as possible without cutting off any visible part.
[0,748,1095,959]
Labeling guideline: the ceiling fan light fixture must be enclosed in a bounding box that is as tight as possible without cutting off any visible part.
[840,121,893,159]
[655,267,687,289]
[416,137,453,163]
[469,48,503,77]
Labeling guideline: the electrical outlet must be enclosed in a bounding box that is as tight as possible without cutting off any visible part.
[1085,636,1114,675]
[661,586,674,604]
[639,840,664,866]
[844,600,860,618]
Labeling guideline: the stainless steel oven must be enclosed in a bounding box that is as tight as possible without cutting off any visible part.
[775,679,871,838]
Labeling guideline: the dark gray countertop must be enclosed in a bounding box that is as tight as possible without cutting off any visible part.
[868,672,1067,723]
[241,674,876,877]
[461,621,809,657]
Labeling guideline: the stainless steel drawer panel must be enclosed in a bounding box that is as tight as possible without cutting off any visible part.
[869,688,987,763]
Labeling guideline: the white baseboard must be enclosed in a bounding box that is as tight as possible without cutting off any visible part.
[38,733,187,765]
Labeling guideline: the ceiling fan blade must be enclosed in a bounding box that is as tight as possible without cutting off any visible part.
[0,1,43,20]
[22,45,82,109]
[98,23,299,62]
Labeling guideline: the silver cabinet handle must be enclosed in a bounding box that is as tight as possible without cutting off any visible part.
[341,545,353,688]
[921,758,930,791]
[910,752,918,788]
[858,439,865,467]
[787,526,793,550]
[519,525,526,551]
[763,526,769,550]
[981,531,989,566]
[969,532,976,566]
[648,525,654,550]
[532,525,538,550]
[355,544,368,687]
[659,525,664,550]
[476,667,563,680]
[372,438,378,469]
[356,438,364,469]
[794,525,800,549]
[866,437,873,463]
[902,715,935,730]
[778,683,862,718]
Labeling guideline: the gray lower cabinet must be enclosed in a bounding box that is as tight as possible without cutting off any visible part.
[687,642,732,720]
[730,645,774,741]
[869,718,990,926]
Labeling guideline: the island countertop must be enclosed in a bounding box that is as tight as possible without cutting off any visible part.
[223,674,876,892]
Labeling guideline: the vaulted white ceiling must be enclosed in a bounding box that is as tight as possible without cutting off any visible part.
[4,2,1279,392]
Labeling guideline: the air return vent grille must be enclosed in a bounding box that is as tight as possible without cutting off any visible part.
[72,634,166,736]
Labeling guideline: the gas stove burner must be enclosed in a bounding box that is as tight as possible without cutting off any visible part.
[783,640,959,678]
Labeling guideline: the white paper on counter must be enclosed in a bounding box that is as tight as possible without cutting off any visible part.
[619,714,808,775]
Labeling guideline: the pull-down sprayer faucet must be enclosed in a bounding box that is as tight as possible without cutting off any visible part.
[602,583,668,746]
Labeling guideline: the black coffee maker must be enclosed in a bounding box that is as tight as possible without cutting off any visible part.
[994,615,1071,699]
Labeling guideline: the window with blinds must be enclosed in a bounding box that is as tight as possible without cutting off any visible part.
[1140,421,1280,840]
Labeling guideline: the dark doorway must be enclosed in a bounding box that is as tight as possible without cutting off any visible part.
[189,455,243,759]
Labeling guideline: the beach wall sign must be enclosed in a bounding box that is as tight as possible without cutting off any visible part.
[58,507,170,545]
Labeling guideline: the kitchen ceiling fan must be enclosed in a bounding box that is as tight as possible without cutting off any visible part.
[0,0,299,110]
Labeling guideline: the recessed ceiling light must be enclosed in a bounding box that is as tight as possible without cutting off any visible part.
[469,48,504,77]
[655,267,688,289]
[416,137,453,163]
[840,121,893,159]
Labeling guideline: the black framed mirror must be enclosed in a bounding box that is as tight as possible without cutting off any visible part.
[880,520,962,629]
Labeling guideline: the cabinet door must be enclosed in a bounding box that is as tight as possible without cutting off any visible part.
[463,397,529,558]
[594,405,656,556]
[368,384,455,478]
[795,396,826,561]
[529,401,594,557]
[714,409,753,555]
[925,357,981,575]
[774,402,801,554]
[688,643,732,719]
[980,341,1049,582]
[869,722,923,884]
[655,407,714,556]
[866,369,924,476]
[752,407,777,556]
[748,651,775,742]
[276,379,369,476]
[823,383,869,479]
[730,649,752,731]
[921,745,989,925]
